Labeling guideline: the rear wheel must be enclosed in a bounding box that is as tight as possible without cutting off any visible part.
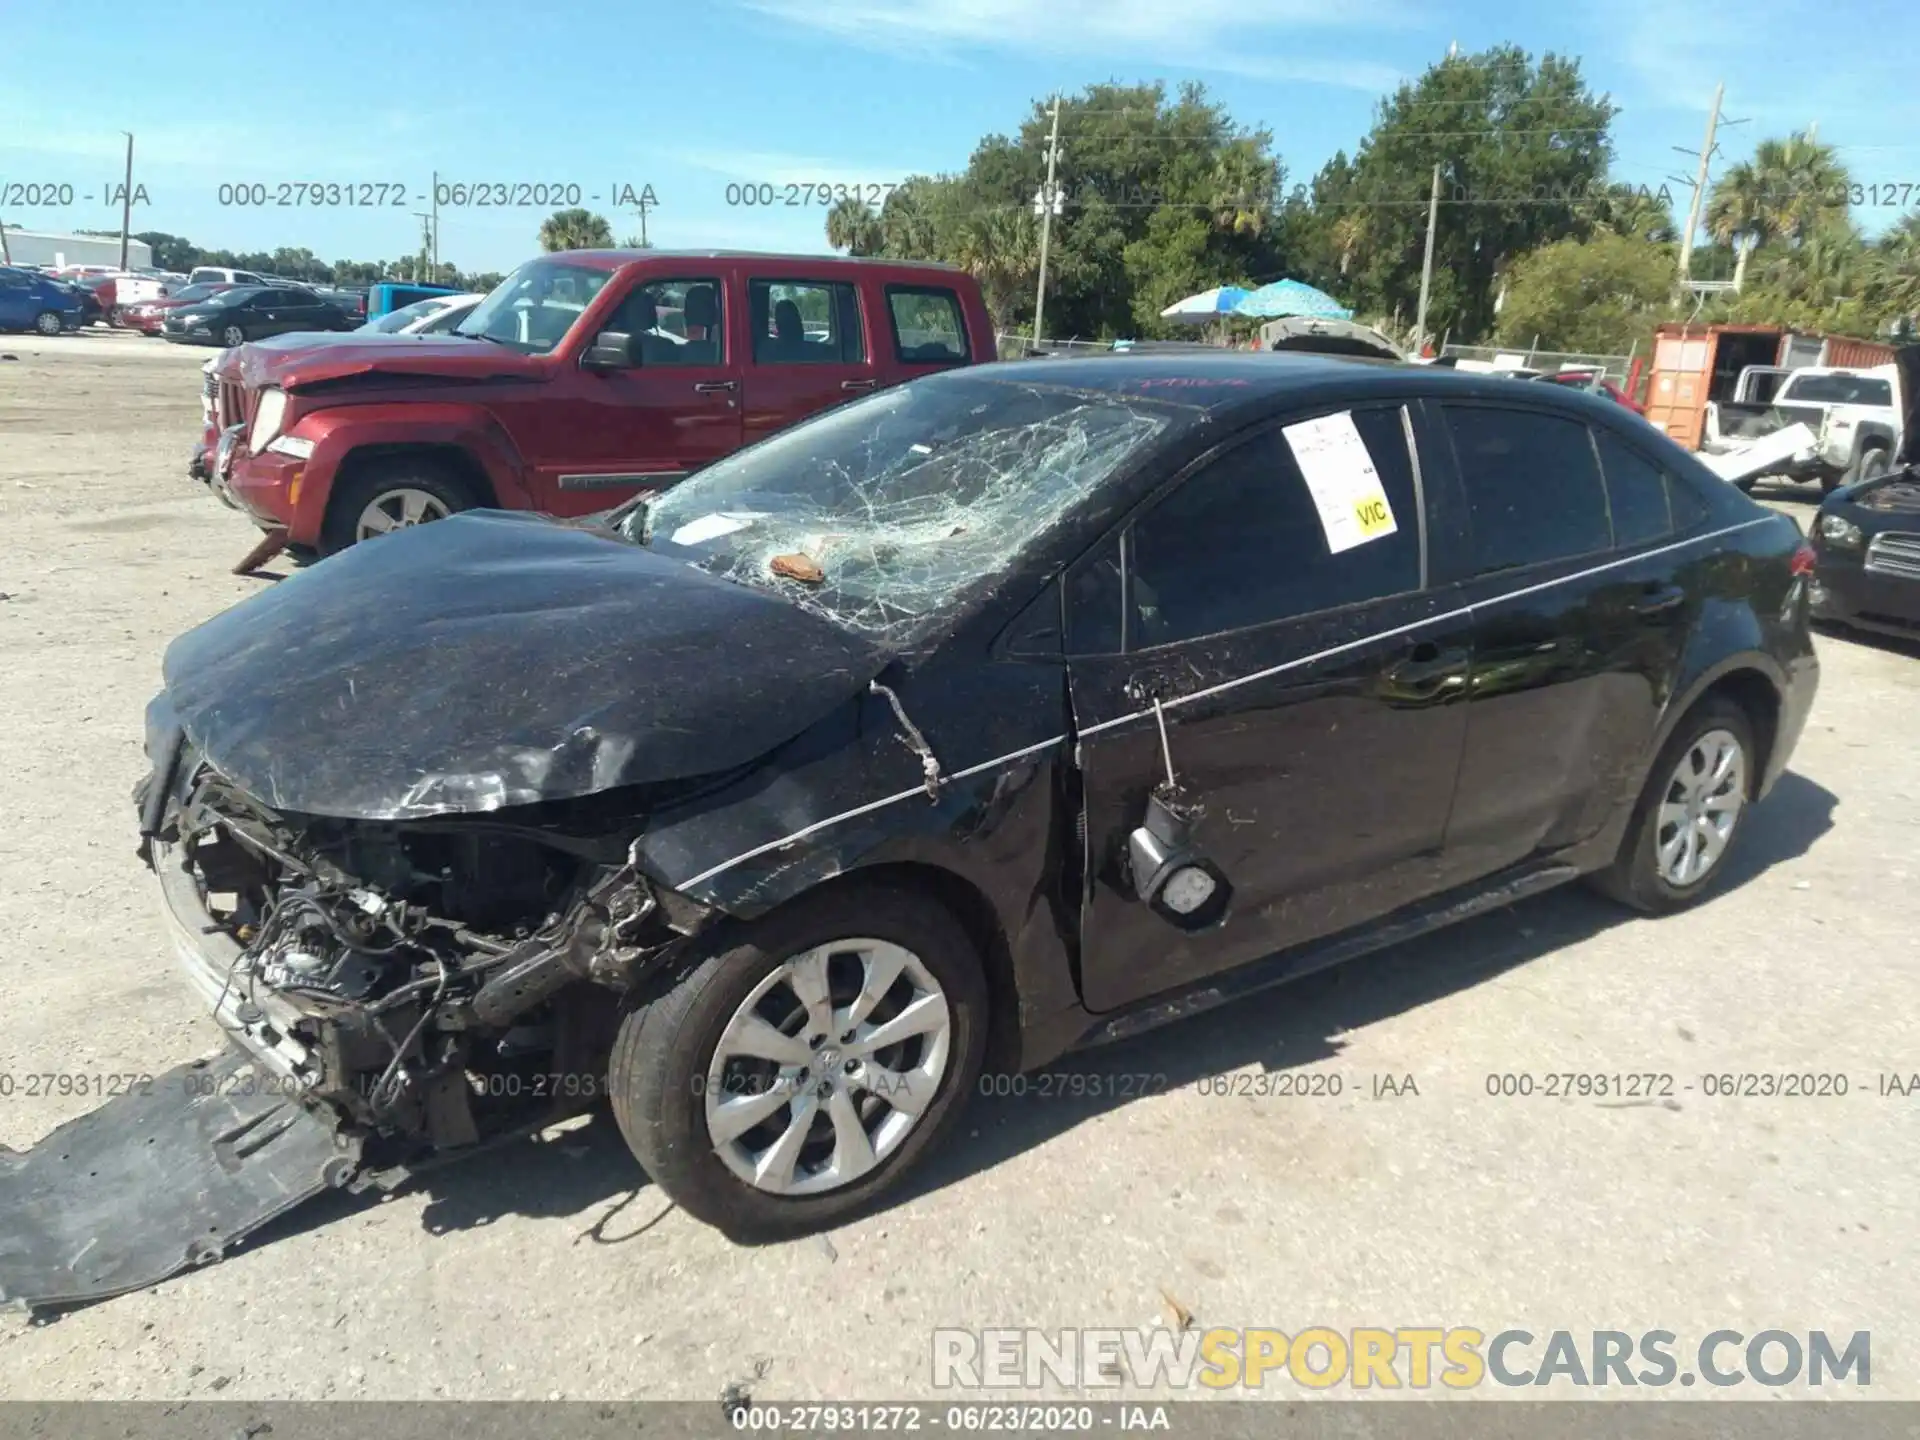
[609,883,989,1241]
[33,311,63,337]
[320,458,479,555]
[1590,697,1756,913]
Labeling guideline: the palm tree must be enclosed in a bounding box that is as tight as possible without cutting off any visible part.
[954,208,1039,329]
[1753,132,1849,247]
[1209,140,1274,237]
[1329,209,1370,277]
[1706,160,1771,291]
[537,208,614,252]
[1871,213,1920,325]
[825,196,883,256]
[1589,185,1678,244]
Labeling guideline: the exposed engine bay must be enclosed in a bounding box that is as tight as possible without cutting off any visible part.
[160,757,709,1170]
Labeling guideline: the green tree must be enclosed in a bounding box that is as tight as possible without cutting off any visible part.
[866,82,1296,339]
[1584,183,1678,244]
[538,208,614,251]
[953,207,1040,329]
[1706,133,1849,293]
[825,196,884,255]
[1492,231,1674,354]
[1313,46,1617,343]
[1726,216,1875,333]
[1868,213,1920,328]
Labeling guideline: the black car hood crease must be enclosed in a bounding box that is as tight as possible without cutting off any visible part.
[161,511,889,820]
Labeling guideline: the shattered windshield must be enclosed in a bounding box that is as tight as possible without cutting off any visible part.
[636,375,1174,642]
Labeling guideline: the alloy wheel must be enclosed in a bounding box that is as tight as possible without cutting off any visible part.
[222,325,245,347]
[704,938,952,1197]
[354,487,451,540]
[1654,727,1747,887]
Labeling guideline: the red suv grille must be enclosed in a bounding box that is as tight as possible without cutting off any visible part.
[217,381,250,431]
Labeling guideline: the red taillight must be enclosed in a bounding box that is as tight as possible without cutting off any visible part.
[1791,542,1817,577]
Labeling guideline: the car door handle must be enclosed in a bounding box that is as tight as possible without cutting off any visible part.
[1384,641,1470,692]
[693,380,738,393]
[841,378,878,392]
[1634,583,1687,615]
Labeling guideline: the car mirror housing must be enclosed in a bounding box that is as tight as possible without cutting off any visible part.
[583,330,640,370]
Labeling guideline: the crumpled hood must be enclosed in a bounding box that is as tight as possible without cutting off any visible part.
[232,335,534,391]
[161,511,888,820]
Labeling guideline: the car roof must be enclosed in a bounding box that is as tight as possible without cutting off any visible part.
[545,249,966,275]
[975,351,1644,425]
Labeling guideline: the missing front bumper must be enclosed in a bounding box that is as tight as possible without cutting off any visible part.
[0,1048,358,1312]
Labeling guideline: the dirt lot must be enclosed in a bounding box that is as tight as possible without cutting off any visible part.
[1,331,1916,1402]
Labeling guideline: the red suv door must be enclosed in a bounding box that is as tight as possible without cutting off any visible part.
[739,272,884,444]
[529,269,746,514]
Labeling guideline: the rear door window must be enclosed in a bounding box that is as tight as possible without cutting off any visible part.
[1442,405,1611,576]
[749,279,865,364]
[1077,405,1422,652]
[885,285,969,364]
[1593,430,1673,548]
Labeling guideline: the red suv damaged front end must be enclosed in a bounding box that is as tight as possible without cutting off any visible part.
[195,249,995,560]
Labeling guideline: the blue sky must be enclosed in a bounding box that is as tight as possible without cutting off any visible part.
[4,0,1919,273]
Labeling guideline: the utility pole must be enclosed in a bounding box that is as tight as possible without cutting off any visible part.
[635,191,653,247]
[1032,95,1063,347]
[412,211,434,283]
[430,170,440,275]
[118,132,134,270]
[1412,161,1440,355]
[1676,82,1724,287]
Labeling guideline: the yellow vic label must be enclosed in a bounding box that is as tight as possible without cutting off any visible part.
[1353,495,1393,534]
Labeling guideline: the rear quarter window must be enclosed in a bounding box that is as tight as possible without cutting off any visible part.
[1593,429,1673,548]
[885,285,969,365]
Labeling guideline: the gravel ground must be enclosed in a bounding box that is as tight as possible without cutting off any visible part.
[0,331,1915,1403]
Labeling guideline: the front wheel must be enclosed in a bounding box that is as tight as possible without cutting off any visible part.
[1590,697,1756,913]
[1855,445,1891,485]
[609,883,989,1241]
[319,460,478,555]
[221,323,247,348]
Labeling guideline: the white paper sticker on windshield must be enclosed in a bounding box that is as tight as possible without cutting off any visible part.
[1280,411,1398,554]
[669,512,757,547]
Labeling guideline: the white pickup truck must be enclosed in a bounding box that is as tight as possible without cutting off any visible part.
[1702,363,1903,492]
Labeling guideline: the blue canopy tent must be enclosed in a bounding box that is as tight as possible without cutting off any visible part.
[1232,279,1353,321]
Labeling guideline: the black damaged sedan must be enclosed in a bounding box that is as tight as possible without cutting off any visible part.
[16,354,1820,1301]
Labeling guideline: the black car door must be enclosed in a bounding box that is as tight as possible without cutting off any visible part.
[1428,401,1695,878]
[1066,401,1477,1014]
[261,289,317,336]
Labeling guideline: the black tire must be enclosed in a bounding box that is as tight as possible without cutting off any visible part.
[1589,696,1757,913]
[319,457,479,555]
[221,323,247,348]
[609,881,989,1242]
[1855,445,1891,485]
[33,311,63,337]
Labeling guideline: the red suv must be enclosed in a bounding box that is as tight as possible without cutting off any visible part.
[202,251,996,556]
